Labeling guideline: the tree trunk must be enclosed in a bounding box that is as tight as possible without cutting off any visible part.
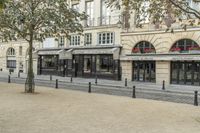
[25,32,35,93]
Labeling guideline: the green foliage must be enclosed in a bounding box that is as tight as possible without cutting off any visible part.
[0,0,87,42]
[0,0,87,93]
[107,0,200,30]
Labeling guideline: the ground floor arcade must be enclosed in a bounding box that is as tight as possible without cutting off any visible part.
[121,54,200,86]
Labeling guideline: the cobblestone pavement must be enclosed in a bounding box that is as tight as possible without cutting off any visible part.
[0,71,199,106]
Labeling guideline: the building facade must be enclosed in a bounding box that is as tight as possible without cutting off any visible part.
[35,0,122,80]
[35,0,200,86]
[121,29,200,86]
[1,0,200,87]
[0,40,41,74]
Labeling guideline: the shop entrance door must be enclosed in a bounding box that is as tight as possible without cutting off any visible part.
[133,61,156,82]
[171,61,200,86]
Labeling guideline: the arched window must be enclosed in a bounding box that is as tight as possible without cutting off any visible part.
[132,41,156,54]
[7,48,15,56]
[6,48,16,68]
[170,39,199,53]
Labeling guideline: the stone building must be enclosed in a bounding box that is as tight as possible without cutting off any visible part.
[0,40,41,74]
[35,0,200,87]
[35,0,122,80]
[1,0,200,87]
[120,0,200,86]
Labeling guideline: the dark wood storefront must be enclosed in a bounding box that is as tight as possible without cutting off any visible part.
[37,47,121,80]
[73,54,121,80]
[37,55,73,77]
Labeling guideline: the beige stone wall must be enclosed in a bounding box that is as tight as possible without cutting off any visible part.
[121,60,132,81]
[121,29,200,85]
[121,29,200,56]
[156,61,170,85]
[0,40,41,74]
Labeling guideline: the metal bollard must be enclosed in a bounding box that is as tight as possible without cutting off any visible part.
[162,80,165,90]
[55,79,58,89]
[50,75,52,81]
[125,78,127,87]
[18,71,20,78]
[95,76,97,85]
[70,76,73,83]
[8,75,11,83]
[194,91,198,106]
[132,86,136,98]
[88,82,91,93]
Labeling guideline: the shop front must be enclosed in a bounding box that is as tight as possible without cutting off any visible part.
[72,47,121,80]
[37,47,121,80]
[133,61,156,82]
[171,61,200,86]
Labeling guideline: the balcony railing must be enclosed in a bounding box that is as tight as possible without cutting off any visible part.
[84,18,95,27]
[84,15,123,28]
[98,15,122,26]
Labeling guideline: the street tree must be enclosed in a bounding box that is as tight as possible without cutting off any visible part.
[0,0,86,93]
[108,0,200,31]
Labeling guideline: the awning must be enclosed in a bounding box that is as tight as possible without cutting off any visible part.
[72,47,120,60]
[120,54,200,61]
[59,49,73,60]
[38,50,60,55]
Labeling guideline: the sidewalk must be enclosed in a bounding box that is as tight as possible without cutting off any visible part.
[1,71,200,93]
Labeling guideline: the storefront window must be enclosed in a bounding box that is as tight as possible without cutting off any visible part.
[170,39,200,53]
[132,41,156,54]
[133,61,156,82]
[171,61,200,86]
[42,55,58,69]
[96,55,113,74]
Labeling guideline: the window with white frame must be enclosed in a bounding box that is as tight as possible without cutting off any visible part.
[84,33,92,46]
[98,32,114,45]
[101,0,111,25]
[7,48,16,68]
[70,35,81,46]
[58,36,65,47]
[86,1,94,26]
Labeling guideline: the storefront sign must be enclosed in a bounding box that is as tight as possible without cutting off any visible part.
[121,54,200,61]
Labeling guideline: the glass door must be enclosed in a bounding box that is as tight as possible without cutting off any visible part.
[133,61,156,82]
[171,61,200,86]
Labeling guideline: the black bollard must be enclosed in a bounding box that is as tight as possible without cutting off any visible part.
[70,76,73,83]
[88,82,91,93]
[55,79,58,89]
[132,86,136,98]
[50,75,52,81]
[8,75,11,83]
[18,71,20,78]
[194,91,198,106]
[95,76,97,85]
[162,80,165,90]
[125,78,127,87]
